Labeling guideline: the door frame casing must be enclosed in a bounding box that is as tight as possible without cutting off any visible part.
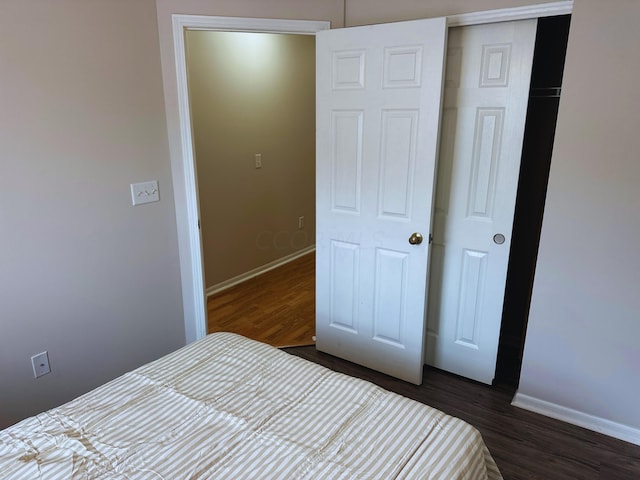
[167,16,329,343]
[163,2,573,345]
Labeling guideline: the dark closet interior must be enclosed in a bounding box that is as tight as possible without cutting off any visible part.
[494,15,572,387]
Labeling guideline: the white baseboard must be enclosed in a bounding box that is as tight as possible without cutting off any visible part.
[206,246,315,297]
[512,392,640,446]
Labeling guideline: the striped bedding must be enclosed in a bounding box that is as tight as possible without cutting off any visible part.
[0,332,502,479]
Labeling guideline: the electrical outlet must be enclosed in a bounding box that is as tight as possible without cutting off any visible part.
[298,216,304,229]
[31,351,51,378]
[255,153,262,169]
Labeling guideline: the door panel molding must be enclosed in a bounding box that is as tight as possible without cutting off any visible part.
[316,17,447,385]
[426,20,537,384]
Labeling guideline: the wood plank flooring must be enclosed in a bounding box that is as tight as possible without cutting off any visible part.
[207,252,315,347]
[283,346,640,480]
[208,250,640,478]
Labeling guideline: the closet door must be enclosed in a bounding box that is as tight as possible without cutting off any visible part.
[315,18,447,384]
[426,20,537,384]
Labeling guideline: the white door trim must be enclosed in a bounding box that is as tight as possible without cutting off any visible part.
[169,15,329,343]
[448,1,572,27]
[167,2,572,345]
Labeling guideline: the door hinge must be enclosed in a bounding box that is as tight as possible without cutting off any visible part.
[429,233,433,244]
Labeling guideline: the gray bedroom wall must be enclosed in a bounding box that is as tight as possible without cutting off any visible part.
[0,0,185,428]
[518,0,640,438]
[0,0,345,429]
[186,31,316,289]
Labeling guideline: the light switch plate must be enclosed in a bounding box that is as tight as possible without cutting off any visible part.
[131,180,159,206]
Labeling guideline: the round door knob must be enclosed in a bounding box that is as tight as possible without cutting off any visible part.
[493,233,506,245]
[409,232,423,245]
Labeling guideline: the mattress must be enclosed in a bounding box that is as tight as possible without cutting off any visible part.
[0,332,502,479]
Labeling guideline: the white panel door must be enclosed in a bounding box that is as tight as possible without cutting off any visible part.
[316,18,447,384]
[426,20,537,384]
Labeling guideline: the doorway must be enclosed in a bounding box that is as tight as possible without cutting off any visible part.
[165,16,329,344]
[184,30,317,347]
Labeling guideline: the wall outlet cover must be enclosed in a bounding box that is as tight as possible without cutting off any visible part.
[31,351,51,378]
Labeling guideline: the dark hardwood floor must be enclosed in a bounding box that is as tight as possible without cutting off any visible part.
[207,252,316,347]
[207,250,639,478]
[283,346,640,480]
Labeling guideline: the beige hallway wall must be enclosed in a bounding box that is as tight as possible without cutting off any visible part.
[186,32,316,288]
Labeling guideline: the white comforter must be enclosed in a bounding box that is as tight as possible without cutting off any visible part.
[0,332,502,479]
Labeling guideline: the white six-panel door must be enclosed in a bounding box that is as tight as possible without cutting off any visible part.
[426,20,537,384]
[315,18,447,384]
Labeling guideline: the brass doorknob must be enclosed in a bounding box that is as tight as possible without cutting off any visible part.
[409,232,423,245]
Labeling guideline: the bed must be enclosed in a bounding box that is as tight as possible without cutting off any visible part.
[0,332,502,479]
